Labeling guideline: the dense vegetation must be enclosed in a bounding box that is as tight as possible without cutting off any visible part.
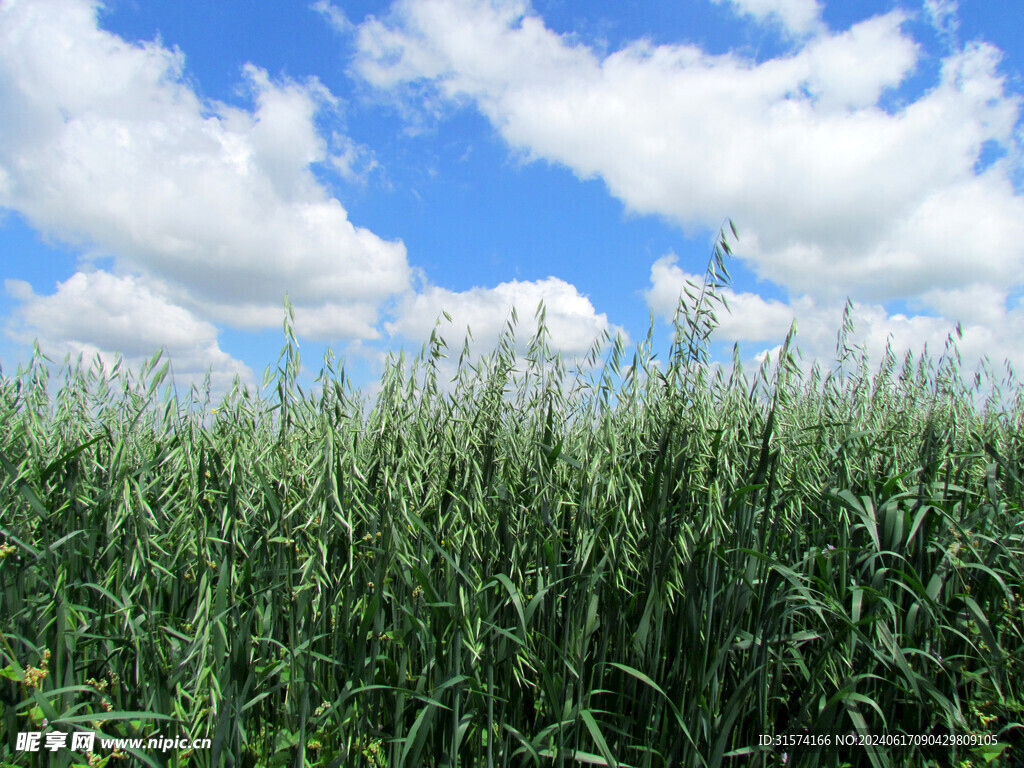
[2,231,1023,767]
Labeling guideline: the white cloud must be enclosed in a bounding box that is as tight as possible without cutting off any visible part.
[0,0,411,348]
[386,276,623,359]
[329,133,381,184]
[925,0,960,47]
[645,253,795,342]
[5,271,253,395]
[0,0,626,390]
[644,253,1024,381]
[353,0,1024,350]
[917,283,1007,328]
[311,0,354,35]
[710,0,823,37]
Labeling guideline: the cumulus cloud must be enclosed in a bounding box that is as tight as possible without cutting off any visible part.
[353,0,1024,364]
[0,0,626,393]
[5,271,253,394]
[645,254,796,342]
[386,276,624,360]
[710,0,823,37]
[0,0,411,349]
[644,253,1024,381]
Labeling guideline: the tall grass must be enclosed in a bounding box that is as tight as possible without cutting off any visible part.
[2,227,1023,767]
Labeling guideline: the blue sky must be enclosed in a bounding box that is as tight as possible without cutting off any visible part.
[1,0,1022,399]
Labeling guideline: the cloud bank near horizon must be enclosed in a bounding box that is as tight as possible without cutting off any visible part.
[353,0,1024,375]
[1,0,1022,397]
[0,0,618,390]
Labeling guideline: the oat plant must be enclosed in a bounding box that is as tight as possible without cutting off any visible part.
[2,223,1023,767]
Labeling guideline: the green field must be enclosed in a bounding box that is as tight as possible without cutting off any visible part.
[2,234,1023,767]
